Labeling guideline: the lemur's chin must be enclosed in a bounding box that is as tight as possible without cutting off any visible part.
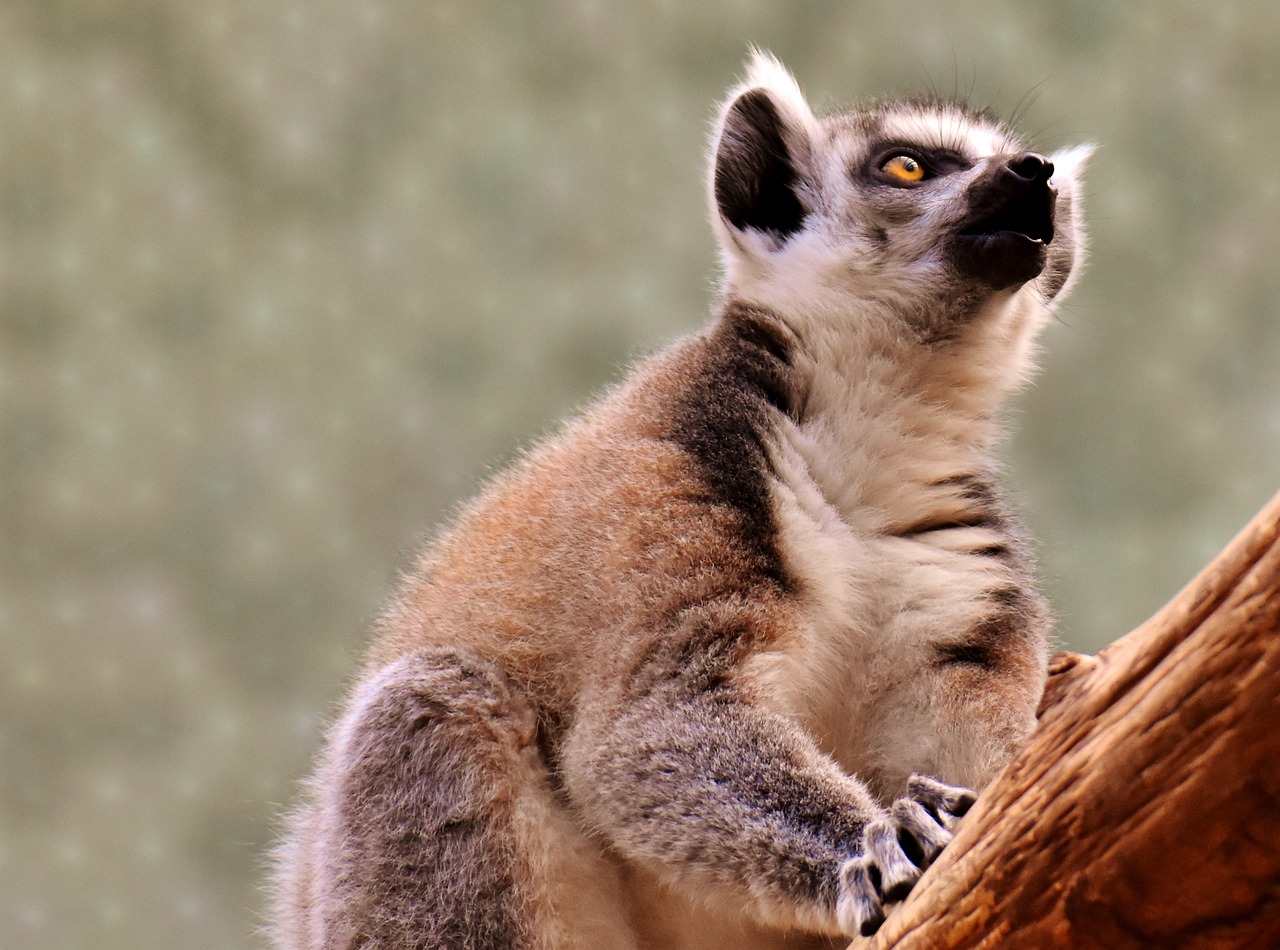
[950,231,1050,291]
[951,189,1056,291]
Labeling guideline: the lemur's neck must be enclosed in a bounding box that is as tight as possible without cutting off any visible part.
[749,295,1035,528]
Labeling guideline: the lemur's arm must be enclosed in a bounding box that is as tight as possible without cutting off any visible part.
[562,612,974,937]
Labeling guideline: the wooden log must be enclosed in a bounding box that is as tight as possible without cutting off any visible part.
[856,488,1280,950]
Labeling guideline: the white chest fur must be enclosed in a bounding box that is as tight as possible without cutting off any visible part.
[749,408,1021,798]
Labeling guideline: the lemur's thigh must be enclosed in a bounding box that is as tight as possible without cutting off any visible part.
[287,647,633,950]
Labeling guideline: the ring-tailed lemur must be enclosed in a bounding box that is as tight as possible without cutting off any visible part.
[272,53,1090,948]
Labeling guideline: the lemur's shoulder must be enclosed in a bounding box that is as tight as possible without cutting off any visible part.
[368,305,804,685]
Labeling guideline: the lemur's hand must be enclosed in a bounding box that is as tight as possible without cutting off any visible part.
[836,775,976,938]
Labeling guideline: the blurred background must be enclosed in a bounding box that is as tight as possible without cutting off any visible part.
[3,1,1278,946]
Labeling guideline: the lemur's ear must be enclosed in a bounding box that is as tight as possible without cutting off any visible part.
[710,52,816,244]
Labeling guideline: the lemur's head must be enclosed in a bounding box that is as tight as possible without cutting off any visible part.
[709,52,1090,356]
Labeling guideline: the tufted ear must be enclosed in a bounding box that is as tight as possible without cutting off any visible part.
[1039,143,1095,301]
[710,52,817,246]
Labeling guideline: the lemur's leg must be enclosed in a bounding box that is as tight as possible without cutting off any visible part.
[274,648,635,950]
[563,647,973,939]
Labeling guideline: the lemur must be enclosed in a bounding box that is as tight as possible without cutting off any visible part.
[272,53,1089,949]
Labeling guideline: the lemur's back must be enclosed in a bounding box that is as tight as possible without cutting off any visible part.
[272,53,1089,949]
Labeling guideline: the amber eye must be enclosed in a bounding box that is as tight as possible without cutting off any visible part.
[881,153,926,183]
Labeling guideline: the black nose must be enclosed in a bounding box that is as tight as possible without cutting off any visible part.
[1006,152,1054,183]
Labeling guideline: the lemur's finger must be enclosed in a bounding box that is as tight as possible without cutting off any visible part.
[837,856,885,937]
[862,817,921,904]
[890,797,953,866]
[907,774,977,828]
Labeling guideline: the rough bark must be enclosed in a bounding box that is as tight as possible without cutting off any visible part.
[855,488,1280,950]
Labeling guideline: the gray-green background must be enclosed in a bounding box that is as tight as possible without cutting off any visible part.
[4,1,1278,947]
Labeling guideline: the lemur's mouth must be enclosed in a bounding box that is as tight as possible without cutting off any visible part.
[950,155,1058,290]
[959,187,1055,245]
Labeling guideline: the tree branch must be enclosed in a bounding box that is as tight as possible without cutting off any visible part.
[856,488,1280,950]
